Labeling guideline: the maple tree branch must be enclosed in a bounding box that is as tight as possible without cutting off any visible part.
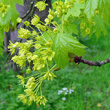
[74,55,110,67]
[53,56,110,71]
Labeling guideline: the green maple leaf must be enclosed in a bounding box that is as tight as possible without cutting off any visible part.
[63,23,79,35]
[53,33,86,68]
[93,15,108,37]
[64,0,85,20]
[85,0,110,23]
[84,0,98,18]
[0,0,23,27]
[98,0,110,24]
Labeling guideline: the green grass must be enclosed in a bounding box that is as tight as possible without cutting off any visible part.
[1,34,110,110]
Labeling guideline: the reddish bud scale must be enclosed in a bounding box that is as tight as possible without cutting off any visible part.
[74,55,82,64]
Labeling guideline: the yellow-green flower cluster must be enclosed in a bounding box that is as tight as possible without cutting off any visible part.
[36,95,47,105]
[24,21,30,26]
[80,22,85,29]
[36,23,47,31]
[17,17,22,23]
[17,76,47,106]
[80,21,91,35]
[18,77,37,105]
[31,40,55,71]
[32,31,38,36]
[41,48,55,61]
[8,42,19,55]
[26,68,31,74]
[9,36,55,70]
[18,28,31,39]
[52,0,75,17]
[35,1,48,11]
[45,40,53,47]
[4,25,10,32]
[8,1,59,105]
[10,37,56,105]
[18,94,27,104]
[85,28,90,34]
[67,0,76,8]
[8,40,33,69]
[45,9,55,25]
[31,15,47,31]
[31,14,40,26]
[33,57,46,70]
[26,52,33,62]
[17,75,25,87]
[12,55,26,69]
[0,3,10,17]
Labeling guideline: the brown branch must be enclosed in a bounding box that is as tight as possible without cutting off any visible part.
[74,55,110,67]
[53,56,110,72]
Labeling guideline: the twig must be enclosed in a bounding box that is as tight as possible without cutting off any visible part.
[53,55,110,71]
[74,55,110,67]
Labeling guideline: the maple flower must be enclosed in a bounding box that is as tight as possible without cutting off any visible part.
[18,28,31,39]
[26,52,33,62]
[80,22,85,29]
[12,55,26,69]
[32,55,38,60]
[35,1,48,11]
[45,41,53,47]
[17,75,25,87]
[41,48,55,61]
[35,36,41,40]
[24,89,34,96]
[17,17,22,23]
[85,28,90,34]
[18,94,27,104]
[45,18,50,25]
[24,21,30,26]
[31,14,40,25]
[27,77,35,84]
[34,44,42,49]
[28,95,36,105]
[8,41,19,55]
[0,4,10,17]
[53,28,58,33]
[25,77,36,89]
[36,95,47,106]
[48,14,54,21]
[26,68,31,74]
[33,57,46,70]
[32,31,38,36]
